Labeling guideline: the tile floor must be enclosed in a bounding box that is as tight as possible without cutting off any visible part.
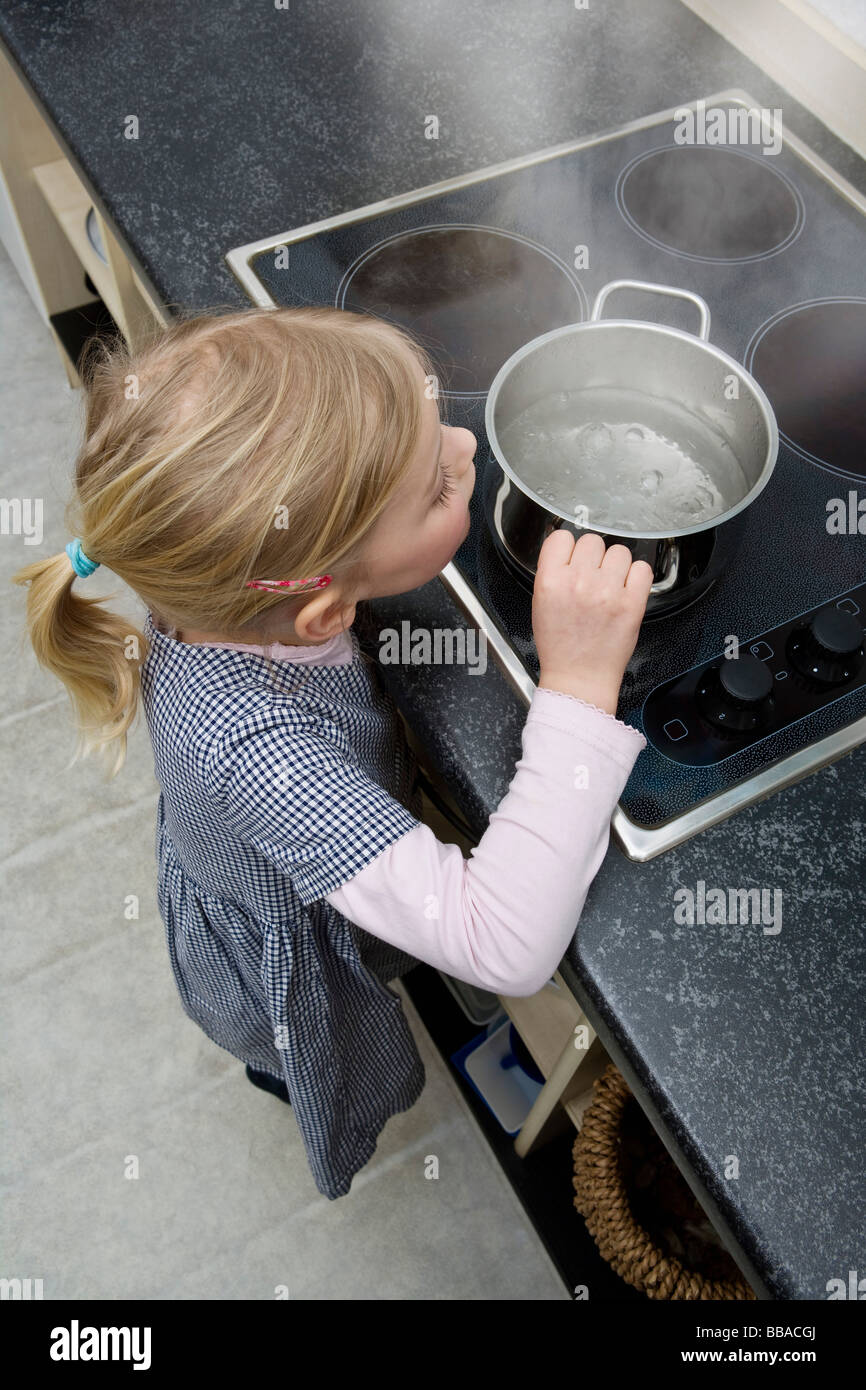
[0,240,569,1299]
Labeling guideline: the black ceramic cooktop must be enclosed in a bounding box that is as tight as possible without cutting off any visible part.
[244,97,866,831]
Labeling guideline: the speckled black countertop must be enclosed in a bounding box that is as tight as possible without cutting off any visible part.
[3,0,864,1301]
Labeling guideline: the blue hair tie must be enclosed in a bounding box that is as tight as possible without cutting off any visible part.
[66,538,100,578]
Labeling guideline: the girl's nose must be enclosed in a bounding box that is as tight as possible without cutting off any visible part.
[455,427,477,471]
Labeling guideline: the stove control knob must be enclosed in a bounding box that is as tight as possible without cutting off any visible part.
[786,608,864,686]
[695,653,776,734]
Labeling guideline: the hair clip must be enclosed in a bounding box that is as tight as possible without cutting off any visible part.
[245,574,332,594]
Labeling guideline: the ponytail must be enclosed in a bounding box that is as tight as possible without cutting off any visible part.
[12,550,147,779]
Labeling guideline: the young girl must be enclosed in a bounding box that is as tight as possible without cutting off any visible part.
[12,304,653,1202]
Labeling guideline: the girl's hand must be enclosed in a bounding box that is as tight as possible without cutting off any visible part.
[532,530,654,716]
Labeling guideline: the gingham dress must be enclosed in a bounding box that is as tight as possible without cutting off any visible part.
[139,608,427,1201]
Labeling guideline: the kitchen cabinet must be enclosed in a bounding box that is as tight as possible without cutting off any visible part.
[0,43,167,383]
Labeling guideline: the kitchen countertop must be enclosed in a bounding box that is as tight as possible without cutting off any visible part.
[3,0,864,1301]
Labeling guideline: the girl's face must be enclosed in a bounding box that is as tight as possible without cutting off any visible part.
[359,356,477,600]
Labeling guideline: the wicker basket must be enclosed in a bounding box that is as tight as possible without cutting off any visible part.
[572,1062,756,1300]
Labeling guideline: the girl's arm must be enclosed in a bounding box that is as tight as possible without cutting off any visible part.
[326,686,645,997]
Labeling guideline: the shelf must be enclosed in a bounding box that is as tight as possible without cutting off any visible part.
[499,974,584,1077]
[31,157,162,355]
[497,970,610,1154]
[1,43,169,383]
[49,299,121,376]
[32,160,112,312]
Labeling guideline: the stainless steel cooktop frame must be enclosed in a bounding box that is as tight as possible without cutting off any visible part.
[226,89,866,861]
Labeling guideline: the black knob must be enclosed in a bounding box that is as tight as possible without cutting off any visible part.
[786,607,864,686]
[719,655,773,704]
[695,653,776,735]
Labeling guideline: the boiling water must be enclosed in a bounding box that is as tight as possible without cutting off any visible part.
[498,387,751,531]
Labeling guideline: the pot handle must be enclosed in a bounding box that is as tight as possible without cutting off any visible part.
[650,539,680,595]
[590,279,711,341]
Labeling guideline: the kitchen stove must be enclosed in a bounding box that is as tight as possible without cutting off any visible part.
[227,90,866,860]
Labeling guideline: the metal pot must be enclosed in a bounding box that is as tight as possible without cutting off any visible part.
[484,279,779,618]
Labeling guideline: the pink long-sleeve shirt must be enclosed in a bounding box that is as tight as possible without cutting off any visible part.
[198,627,646,997]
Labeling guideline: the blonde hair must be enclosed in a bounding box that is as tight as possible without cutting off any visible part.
[11,304,439,779]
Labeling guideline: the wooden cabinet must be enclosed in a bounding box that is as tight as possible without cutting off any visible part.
[498,972,612,1155]
[0,43,168,385]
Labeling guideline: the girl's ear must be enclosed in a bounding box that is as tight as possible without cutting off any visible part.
[292,585,357,643]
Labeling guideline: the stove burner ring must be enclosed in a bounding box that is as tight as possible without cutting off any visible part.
[616,145,805,263]
[745,298,866,481]
[337,224,587,397]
